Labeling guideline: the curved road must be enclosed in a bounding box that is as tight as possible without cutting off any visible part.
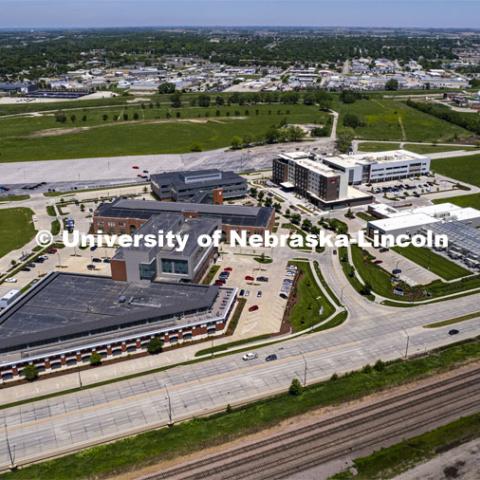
[0,247,479,470]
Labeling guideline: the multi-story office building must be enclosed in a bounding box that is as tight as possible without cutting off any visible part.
[321,150,431,185]
[150,169,247,202]
[110,214,220,283]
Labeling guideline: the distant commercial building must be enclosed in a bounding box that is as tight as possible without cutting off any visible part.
[0,273,237,381]
[150,169,247,202]
[93,198,275,239]
[272,152,373,208]
[366,202,480,240]
[321,150,431,185]
[111,213,220,283]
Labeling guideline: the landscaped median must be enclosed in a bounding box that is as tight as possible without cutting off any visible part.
[4,336,480,480]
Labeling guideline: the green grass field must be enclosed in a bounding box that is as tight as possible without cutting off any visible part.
[288,261,335,331]
[0,208,36,258]
[357,142,401,152]
[5,336,480,480]
[393,245,471,281]
[434,192,480,209]
[0,104,330,162]
[334,98,470,143]
[358,142,478,154]
[432,154,480,187]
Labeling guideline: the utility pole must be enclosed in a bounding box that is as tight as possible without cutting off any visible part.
[302,354,308,387]
[165,385,173,427]
[403,329,410,359]
[4,422,16,471]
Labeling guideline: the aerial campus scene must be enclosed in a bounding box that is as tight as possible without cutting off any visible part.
[2,1,480,479]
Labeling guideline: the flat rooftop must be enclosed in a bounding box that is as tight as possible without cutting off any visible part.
[296,158,339,178]
[0,272,232,359]
[323,150,428,169]
[96,199,274,228]
[368,213,440,232]
[151,169,245,190]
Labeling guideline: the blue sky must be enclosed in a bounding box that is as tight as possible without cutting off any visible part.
[1,0,479,29]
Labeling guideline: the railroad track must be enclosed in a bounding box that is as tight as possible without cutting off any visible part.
[142,367,480,480]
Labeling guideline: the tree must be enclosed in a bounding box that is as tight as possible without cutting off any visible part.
[90,352,102,366]
[158,82,176,94]
[303,92,316,105]
[190,143,202,152]
[170,91,182,108]
[215,95,225,106]
[257,191,265,202]
[231,136,242,150]
[289,378,303,396]
[315,91,333,110]
[265,126,280,144]
[336,129,354,153]
[147,337,163,354]
[55,111,67,123]
[343,113,363,129]
[102,114,108,121]
[70,114,76,123]
[264,196,273,207]
[286,126,305,142]
[250,187,258,198]
[123,113,129,121]
[198,94,211,107]
[385,78,399,91]
[22,364,38,382]
[133,112,139,120]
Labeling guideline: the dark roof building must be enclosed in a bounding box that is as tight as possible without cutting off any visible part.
[150,169,247,202]
[0,272,237,379]
[93,198,275,237]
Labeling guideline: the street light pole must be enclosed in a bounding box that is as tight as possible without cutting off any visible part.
[403,329,410,359]
[302,354,307,387]
[4,422,16,470]
[165,385,173,427]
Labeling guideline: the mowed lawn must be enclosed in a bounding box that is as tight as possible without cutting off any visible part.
[335,98,470,143]
[0,104,330,162]
[432,154,480,187]
[393,245,471,281]
[0,208,36,258]
[434,193,480,210]
[288,261,335,331]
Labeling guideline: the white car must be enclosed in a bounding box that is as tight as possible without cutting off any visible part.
[4,278,17,283]
[242,352,258,361]
[244,290,250,297]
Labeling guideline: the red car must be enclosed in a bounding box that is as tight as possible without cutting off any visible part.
[224,267,233,272]
[215,279,225,286]
[245,275,254,281]
[373,259,383,265]
[248,305,259,312]
[132,165,140,169]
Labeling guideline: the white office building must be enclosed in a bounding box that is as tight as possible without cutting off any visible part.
[321,150,431,185]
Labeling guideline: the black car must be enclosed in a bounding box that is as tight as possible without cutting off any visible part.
[21,267,31,272]
[265,354,278,362]
[90,245,97,251]
[92,258,102,263]
[448,329,459,335]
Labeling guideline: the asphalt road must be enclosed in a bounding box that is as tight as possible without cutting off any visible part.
[0,247,479,469]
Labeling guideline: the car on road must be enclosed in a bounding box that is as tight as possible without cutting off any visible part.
[449,329,459,335]
[242,352,258,361]
[265,354,278,362]
[248,305,259,312]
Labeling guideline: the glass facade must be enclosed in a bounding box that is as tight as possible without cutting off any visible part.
[161,258,189,275]
[139,258,157,280]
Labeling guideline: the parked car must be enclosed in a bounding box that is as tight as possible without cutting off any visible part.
[245,275,254,281]
[224,267,233,272]
[256,276,269,282]
[4,278,17,283]
[257,291,262,298]
[92,258,102,263]
[242,352,258,361]
[215,279,225,286]
[87,264,96,270]
[373,259,383,265]
[248,305,259,312]
[239,289,245,297]
[90,245,97,252]
[132,165,140,169]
